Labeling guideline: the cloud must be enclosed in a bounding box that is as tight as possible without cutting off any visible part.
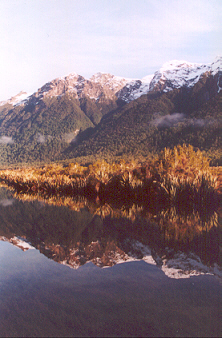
[0,199,14,207]
[190,119,205,128]
[35,133,53,143]
[189,118,217,128]
[63,130,80,143]
[36,133,46,143]
[152,113,218,128]
[0,0,221,100]
[152,113,185,128]
[0,136,13,144]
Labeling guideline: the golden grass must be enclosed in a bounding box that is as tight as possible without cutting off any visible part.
[0,145,220,209]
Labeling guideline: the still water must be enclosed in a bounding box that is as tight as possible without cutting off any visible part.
[0,186,221,337]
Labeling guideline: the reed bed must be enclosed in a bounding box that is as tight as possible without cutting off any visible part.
[0,145,220,210]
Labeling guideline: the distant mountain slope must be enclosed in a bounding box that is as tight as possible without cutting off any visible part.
[0,56,221,166]
[66,74,222,161]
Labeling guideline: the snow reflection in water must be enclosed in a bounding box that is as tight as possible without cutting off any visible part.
[0,186,222,337]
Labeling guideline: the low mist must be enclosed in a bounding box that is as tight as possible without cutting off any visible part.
[151,113,218,128]
[0,136,13,144]
[0,199,14,207]
[152,113,185,127]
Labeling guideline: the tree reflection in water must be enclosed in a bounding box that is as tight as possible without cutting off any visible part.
[0,186,221,279]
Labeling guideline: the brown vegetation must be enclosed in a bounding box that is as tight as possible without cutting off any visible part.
[0,145,221,211]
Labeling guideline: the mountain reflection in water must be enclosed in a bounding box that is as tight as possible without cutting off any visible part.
[0,186,221,279]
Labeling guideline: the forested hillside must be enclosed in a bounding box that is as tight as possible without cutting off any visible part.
[66,76,222,164]
[0,66,221,167]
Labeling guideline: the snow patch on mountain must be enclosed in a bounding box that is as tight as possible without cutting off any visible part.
[88,72,132,101]
[87,56,222,102]
[149,60,211,93]
[117,242,222,279]
[1,56,221,107]
[33,73,83,101]
[211,56,222,76]
[90,72,131,87]
[211,56,222,93]
[2,234,221,279]
[161,251,222,279]
[0,236,35,251]
[0,91,31,107]
[60,240,222,279]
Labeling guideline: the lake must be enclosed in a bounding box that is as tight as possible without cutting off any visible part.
[0,186,221,337]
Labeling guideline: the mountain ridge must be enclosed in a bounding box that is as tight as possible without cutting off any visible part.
[1,56,221,107]
[0,56,221,166]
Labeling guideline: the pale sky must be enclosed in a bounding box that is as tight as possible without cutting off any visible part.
[0,0,221,101]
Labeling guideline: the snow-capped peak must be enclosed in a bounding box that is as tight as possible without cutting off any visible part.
[160,59,203,71]
[211,55,222,76]
[149,59,211,93]
[141,74,154,84]
[64,72,79,79]
[1,56,221,107]
[120,57,221,100]
[0,91,31,107]
[90,72,131,89]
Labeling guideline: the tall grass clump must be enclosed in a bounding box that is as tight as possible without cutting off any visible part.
[153,145,220,211]
[0,144,220,210]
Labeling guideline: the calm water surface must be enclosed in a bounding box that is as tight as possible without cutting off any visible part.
[0,187,221,337]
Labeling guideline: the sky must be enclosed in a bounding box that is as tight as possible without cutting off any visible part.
[0,0,221,101]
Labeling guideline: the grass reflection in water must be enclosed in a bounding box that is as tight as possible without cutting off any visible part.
[0,185,221,278]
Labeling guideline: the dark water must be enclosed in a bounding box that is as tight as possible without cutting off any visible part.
[0,187,221,337]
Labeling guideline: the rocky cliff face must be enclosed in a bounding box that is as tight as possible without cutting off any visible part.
[33,73,83,101]
[28,72,130,105]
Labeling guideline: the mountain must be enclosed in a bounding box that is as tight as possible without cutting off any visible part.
[1,56,221,106]
[2,233,221,279]
[0,91,31,107]
[0,56,221,166]
[66,86,221,161]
